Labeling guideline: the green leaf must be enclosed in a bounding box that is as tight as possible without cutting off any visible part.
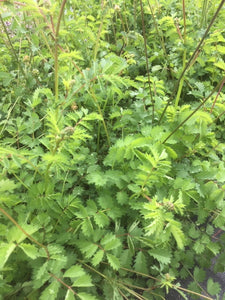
[78,241,98,258]
[169,222,185,249]
[19,243,39,259]
[72,274,93,287]
[94,211,110,228]
[148,248,171,265]
[40,281,60,300]
[65,290,75,300]
[83,112,102,121]
[174,178,195,191]
[134,251,148,274]
[64,265,85,278]
[193,240,205,254]
[86,171,107,187]
[0,242,16,269]
[101,233,121,251]
[42,153,68,165]
[127,235,135,255]
[193,267,206,282]
[106,253,120,270]
[188,224,200,239]
[7,223,40,244]
[206,242,220,256]
[81,218,94,237]
[207,278,221,296]
[77,292,97,300]
[91,250,104,266]
[214,60,225,70]
[116,191,128,205]
[0,179,18,193]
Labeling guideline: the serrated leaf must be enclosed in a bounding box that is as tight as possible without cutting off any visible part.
[40,281,60,300]
[0,242,16,269]
[86,171,107,187]
[83,112,102,121]
[64,265,85,278]
[77,292,97,300]
[36,261,49,280]
[148,248,171,265]
[134,251,148,274]
[107,253,120,270]
[170,223,185,249]
[207,278,221,295]
[206,242,220,256]
[81,218,94,237]
[116,191,128,205]
[7,223,40,244]
[214,60,225,70]
[65,289,75,300]
[127,235,135,255]
[0,179,18,193]
[188,225,200,239]
[19,243,39,259]
[91,250,104,266]
[193,240,205,254]
[94,211,110,228]
[78,241,98,258]
[72,274,93,287]
[101,233,121,251]
[193,267,206,282]
[42,153,68,164]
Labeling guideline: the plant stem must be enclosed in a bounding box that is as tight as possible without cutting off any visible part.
[147,0,173,79]
[201,0,208,27]
[0,206,50,260]
[159,0,225,123]
[0,14,26,78]
[89,88,110,147]
[162,76,225,144]
[49,273,77,294]
[54,0,67,102]
[174,0,187,108]
[210,77,225,113]
[93,0,105,61]
[139,0,155,122]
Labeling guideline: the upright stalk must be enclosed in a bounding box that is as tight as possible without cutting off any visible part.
[0,206,50,260]
[159,0,225,124]
[139,0,155,122]
[89,88,110,147]
[93,0,105,61]
[54,0,67,102]
[201,0,209,27]
[174,0,186,108]
[147,0,174,79]
[0,14,26,78]
[162,76,225,144]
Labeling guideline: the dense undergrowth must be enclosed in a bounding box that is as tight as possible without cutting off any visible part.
[0,0,225,299]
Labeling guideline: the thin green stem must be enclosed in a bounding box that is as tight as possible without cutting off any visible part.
[93,0,105,61]
[0,207,50,260]
[174,49,186,108]
[49,273,77,294]
[162,76,225,144]
[174,0,186,108]
[54,0,67,102]
[89,88,110,147]
[159,0,225,123]
[139,0,155,122]
[201,0,208,27]
[0,14,26,77]
[147,0,173,79]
